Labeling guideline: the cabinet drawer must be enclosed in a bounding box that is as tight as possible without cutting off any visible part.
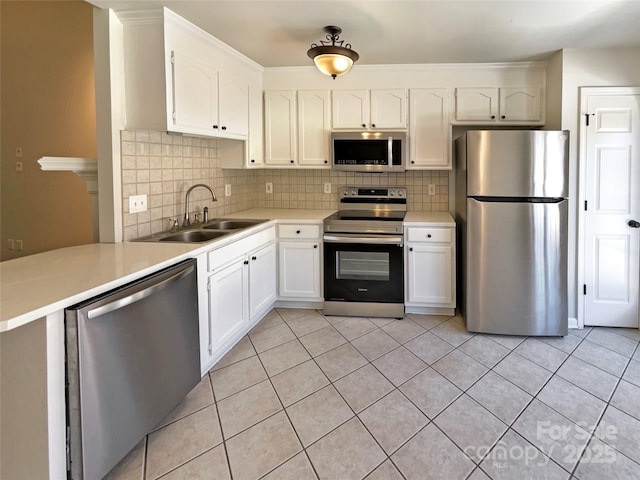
[278,224,320,240]
[208,227,275,272]
[407,227,452,243]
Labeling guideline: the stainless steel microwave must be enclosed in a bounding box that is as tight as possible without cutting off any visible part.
[331,131,407,172]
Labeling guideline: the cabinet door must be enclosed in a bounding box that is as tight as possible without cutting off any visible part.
[264,91,297,166]
[455,87,498,121]
[208,258,248,348]
[371,89,407,129]
[171,50,218,135]
[499,87,542,122]
[408,89,450,169]
[218,71,249,137]
[332,90,370,129]
[298,90,331,167]
[278,241,321,298]
[249,243,276,321]
[407,244,454,305]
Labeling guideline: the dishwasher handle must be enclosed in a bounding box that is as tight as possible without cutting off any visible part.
[87,264,195,319]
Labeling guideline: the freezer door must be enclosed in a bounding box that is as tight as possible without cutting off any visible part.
[467,130,569,198]
[466,198,568,336]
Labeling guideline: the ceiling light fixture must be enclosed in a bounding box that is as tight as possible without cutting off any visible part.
[307,26,359,79]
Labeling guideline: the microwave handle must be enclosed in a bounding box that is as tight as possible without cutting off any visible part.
[388,136,393,166]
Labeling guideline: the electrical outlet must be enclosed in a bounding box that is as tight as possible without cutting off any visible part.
[15,147,23,158]
[225,184,232,197]
[15,240,23,251]
[129,194,148,213]
[324,182,332,194]
[16,161,23,172]
[8,239,14,251]
[428,184,436,196]
[266,182,273,194]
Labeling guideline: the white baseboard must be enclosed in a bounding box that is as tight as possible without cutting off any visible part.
[568,317,580,329]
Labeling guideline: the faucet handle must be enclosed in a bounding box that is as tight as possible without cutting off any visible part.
[167,217,179,232]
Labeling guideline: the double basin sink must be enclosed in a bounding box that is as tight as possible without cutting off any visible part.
[135,219,267,243]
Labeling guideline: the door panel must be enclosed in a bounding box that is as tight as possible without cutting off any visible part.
[466,198,568,336]
[583,92,640,327]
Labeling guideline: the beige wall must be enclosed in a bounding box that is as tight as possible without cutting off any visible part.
[122,130,449,240]
[559,47,640,319]
[1,1,95,260]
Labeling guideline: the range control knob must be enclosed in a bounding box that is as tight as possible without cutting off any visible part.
[397,190,404,197]
[351,189,357,196]
[389,190,395,197]
[343,189,349,196]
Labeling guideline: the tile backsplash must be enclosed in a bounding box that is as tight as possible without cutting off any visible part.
[121,130,449,241]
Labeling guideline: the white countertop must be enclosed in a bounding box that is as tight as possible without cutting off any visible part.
[404,211,456,227]
[0,208,453,332]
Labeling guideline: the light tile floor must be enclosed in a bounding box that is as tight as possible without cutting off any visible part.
[106,309,640,480]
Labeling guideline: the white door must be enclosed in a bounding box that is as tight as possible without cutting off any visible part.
[332,90,369,129]
[218,72,248,137]
[264,91,297,165]
[208,258,248,347]
[249,243,276,321]
[408,88,450,169]
[370,89,407,129]
[582,89,640,328]
[278,241,320,299]
[297,90,331,167]
[407,244,453,305]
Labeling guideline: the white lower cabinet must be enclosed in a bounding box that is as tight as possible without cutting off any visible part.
[198,226,276,373]
[277,223,322,302]
[405,225,456,315]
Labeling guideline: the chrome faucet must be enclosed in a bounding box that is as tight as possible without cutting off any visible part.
[183,184,217,228]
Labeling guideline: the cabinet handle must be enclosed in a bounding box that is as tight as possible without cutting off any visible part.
[221,126,227,130]
[362,123,366,128]
[290,160,294,164]
[427,234,432,238]
[501,115,506,119]
[409,247,413,251]
[411,160,415,164]
[213,125,219,129]
[296,230,301,234]
[324,160,328,164]
[243,260,249,265]
[251,256,257,261]
[372,123,376,128]
[314,244,318,248]
[250,159,256,163]
[490,115,496,120]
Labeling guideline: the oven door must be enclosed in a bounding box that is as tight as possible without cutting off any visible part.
[323,234,404,303]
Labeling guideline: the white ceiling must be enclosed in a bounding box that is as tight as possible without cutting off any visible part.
[88,0,640,66]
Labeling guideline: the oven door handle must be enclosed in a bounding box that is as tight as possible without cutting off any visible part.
[323,234,404,246]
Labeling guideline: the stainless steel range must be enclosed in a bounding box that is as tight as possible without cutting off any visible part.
[323,186,407,318]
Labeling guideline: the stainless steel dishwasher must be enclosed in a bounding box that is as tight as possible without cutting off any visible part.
[65,259,200,480]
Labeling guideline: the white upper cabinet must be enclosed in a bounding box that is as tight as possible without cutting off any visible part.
[120,8,260,141]
[408,89,450,169]
[264,90,297,166]
[264,90,331,168]
[297,90,331,167]
[332,89,407,129]
[455,87,543,124]
[218,71,249,137]
[370,89,408,129]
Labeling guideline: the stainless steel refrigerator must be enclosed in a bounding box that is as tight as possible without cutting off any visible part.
[455,130,569,336]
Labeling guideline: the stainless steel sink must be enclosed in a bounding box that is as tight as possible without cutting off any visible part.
[157,230,230,243]
[132,218,267,243]
[202,219,266,230]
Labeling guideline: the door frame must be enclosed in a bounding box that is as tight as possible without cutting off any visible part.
[577,86,640,329]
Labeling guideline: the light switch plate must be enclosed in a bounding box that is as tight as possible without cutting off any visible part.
[428,184,436,196]
[129,194,148,213]
[225,184,232,197]
[266,182,273,194]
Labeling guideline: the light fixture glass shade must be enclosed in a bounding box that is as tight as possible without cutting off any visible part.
[307,26,359,79]
[313,53,354,78]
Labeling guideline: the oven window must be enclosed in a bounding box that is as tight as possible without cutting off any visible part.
[336,251,390,281]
